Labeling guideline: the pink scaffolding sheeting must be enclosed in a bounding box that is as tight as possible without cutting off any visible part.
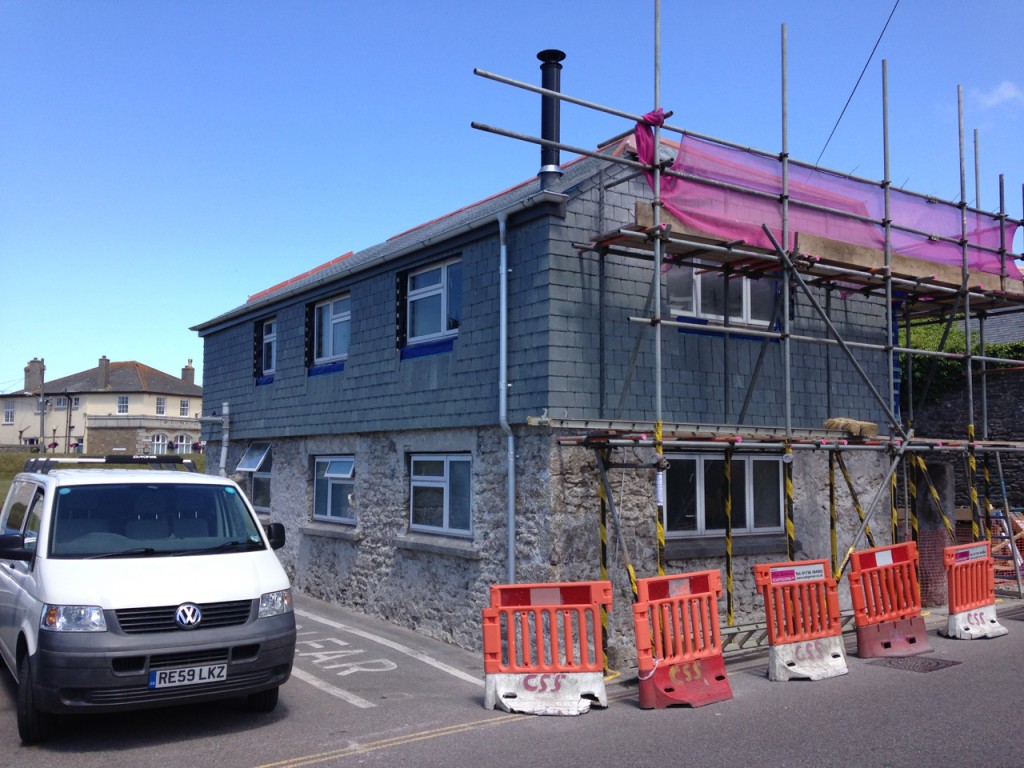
[635,110,1022,281]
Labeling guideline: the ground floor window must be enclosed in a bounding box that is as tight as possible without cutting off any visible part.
[314,456,355,523]
[236,442,272,512]
[409,454,471,535]
[151,433,169,455]
[665,453,783,535]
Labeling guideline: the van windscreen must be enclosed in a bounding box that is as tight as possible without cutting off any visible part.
[49,483,264,559]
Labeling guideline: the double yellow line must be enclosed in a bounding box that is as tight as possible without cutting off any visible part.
[254,715,528,768]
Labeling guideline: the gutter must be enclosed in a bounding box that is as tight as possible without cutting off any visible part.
[197,401,230,477]
[497,211,516,584]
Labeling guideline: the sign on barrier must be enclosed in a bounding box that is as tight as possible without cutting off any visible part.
[752,559,848,681]
[941,541,1008,640]
[482,581,611,716]
[633,570,732,708]
[848,542,934,657]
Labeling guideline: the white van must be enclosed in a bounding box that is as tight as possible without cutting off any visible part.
[0,456,296,743]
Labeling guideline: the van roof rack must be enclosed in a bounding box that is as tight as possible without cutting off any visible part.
[23,455,199,475]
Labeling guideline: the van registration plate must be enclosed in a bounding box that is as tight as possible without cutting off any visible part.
[149,664,227,689]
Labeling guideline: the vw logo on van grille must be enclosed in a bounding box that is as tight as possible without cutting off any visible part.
[175,603,203,630]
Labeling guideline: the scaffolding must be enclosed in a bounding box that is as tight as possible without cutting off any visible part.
[473,6,1024,611]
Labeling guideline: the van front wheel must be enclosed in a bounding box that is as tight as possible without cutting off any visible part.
[17,655,50,744]
[245,686,279,713]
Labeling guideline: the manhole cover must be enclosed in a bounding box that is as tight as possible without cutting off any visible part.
[866,656,962,673]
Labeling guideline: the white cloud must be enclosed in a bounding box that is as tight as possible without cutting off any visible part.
[973,81,1024,110]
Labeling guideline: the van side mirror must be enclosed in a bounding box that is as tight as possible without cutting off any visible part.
[266,522,286,551]
[0,533,33,561]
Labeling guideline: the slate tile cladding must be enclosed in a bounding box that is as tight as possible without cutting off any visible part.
[198,150,891,441]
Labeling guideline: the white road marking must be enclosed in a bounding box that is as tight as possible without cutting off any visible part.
[289,666,377,708]
[295,608,484,687]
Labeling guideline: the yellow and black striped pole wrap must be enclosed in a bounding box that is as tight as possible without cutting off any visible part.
[784,442,795,560]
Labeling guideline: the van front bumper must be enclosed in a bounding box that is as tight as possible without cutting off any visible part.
[30,612,296,713]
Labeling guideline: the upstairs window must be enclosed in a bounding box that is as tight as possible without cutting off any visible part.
[179,399,190,417]
[262,318,277,375]
[117,396,129,415]
[665,263,776,327]
[405,259,462,345]
[3,400,13,425]
[665,454,783,536]
[409,454,471,536]
[313,456,356,524]
[254,317,277,382]
[305,295,351,373]
[156,397,166,416]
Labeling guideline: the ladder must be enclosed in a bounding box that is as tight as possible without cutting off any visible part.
[984,453,1023,598]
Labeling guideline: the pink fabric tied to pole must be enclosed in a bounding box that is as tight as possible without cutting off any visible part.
[634,109,1021,280]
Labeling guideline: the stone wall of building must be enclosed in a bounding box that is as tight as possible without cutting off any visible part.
[245,428,891,669]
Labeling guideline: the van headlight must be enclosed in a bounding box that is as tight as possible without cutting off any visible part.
[41,605,107,632]
[258,589,293,618]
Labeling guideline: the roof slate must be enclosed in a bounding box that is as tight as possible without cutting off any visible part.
[193,138,630,331]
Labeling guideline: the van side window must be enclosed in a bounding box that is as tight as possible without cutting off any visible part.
[1,481,39,535]
[23,491,43,553]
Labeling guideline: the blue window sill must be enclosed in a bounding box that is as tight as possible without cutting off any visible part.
[256,375,274,386]
[674,315,777,342]
[401,337,455,360]
[308,360,346,377]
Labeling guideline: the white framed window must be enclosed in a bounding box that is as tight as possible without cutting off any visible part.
[236,442,272,512]
[179,399,190,417]
[409,454,471,535]
[117,395,129,415]
[151,433,168,455]
[4,400,14,425]
[313,456,356,523]
[407,259,462,344]
[55,396,68,410]
[314,295,351,364]
[156,397,166,416]
[72,396,80,409]
[665,263,776,327]
[262,318,277,375]
[174,434,193,453]
[665,454,783,536]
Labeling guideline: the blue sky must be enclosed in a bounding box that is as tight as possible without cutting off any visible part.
[2,0,1021,390]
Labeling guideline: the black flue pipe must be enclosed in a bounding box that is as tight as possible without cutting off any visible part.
[537,49,565,189]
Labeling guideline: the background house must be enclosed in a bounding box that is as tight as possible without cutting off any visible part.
[0,357,203,456]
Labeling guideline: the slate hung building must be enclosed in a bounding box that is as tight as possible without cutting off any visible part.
[194,53,1024,664]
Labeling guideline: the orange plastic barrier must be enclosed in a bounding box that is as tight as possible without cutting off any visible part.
[753,559,848,681]
[847,541,934,657]
[941,541,1008,640]
[632,570,732,708]
[482,580,611,715]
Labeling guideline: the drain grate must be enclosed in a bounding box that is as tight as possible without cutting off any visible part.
[867,656,962,673]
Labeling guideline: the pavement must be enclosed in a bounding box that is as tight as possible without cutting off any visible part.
[293,582,1024,694]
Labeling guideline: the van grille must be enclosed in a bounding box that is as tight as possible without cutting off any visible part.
[115,600,254,633]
